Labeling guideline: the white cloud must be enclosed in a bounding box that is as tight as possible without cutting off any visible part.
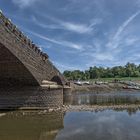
[94,53,114,61]
[28,31,83,50]
[124,37,139,46]
[12,0,39,8]
[58,20,100,34]
[35,14,102,34]
[107,11,140,49]
[53,61,81,72]
[114,11,140,41]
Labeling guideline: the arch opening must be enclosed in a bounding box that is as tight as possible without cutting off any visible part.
[51,76,63,86]
[0,43,39,87]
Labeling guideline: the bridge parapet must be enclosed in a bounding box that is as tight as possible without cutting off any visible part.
[0,10,48,61]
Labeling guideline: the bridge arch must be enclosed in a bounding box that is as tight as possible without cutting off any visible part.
[51,75,64,86]
[0,43,40,86]
[0,12,68,87]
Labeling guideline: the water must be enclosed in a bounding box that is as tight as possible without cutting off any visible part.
[1,91,140,140]
[56,110,140,140]
[64,91,140,105]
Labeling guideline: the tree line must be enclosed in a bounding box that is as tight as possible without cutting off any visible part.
[63,62,140,80]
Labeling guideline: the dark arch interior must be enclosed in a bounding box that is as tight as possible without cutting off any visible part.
[0,43,39,87]
[51,76,63,86]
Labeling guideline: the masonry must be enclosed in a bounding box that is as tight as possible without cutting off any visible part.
[0,11,69,109]
[0,87,64,109]
[0,11,67,86]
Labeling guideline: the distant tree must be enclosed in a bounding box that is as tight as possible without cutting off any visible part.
[63,62,140,80]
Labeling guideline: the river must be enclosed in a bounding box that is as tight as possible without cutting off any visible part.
[1,91,140,140]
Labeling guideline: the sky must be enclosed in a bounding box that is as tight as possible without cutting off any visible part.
[0,0,140,72]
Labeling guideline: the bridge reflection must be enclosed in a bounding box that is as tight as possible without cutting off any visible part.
[0,111,64,140]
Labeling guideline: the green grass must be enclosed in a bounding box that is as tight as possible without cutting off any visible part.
[89,77,140,82]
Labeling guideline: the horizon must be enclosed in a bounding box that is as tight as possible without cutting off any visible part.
[1,0,140,72]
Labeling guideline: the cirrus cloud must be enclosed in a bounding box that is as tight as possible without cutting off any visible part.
[12,0,39,8]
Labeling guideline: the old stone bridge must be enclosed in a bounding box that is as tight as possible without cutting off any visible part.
[0,11,68,87]
[0,11,70,109]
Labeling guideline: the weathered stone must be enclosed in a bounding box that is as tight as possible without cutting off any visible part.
[0,87,64,109]
[0,12,67,86]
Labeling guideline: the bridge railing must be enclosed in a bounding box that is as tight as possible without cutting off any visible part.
[0,10,49,61]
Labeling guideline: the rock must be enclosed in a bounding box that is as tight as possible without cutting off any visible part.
[0,113,6,117]
[43,110,47,113]
[48,108,54,112]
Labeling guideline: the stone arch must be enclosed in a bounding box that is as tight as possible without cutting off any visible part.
[0,43,40,86]
[51,75,64,86]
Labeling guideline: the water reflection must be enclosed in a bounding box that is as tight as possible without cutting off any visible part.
[0,111,64,140]
[64,91,140,105]
[0,108,140,140]
[1,91,140,140]
[56,110,140,140]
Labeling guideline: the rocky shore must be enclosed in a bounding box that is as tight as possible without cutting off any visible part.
[23,104,140,114]
[62,104,140,112]
[1,105,140,116]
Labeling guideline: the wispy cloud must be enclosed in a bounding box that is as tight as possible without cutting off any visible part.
[53,61,81,72]
[56,19,101,34]
[8,0,140,70]
[107,11,140,49]
[35,14,102,34]
[28,30,83,50]
[124,37,139,46]
[12,0,39,8]
[114,11,140,40]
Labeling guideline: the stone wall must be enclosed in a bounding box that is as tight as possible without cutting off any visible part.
[0,11,67,86]
[0,87,63,109]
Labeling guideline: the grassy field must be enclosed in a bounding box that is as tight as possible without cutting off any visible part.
[89,77,140,82]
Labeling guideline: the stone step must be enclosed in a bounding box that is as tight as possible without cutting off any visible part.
[42,80,57,85]
[41,84,62,89]
[64,85,71,89]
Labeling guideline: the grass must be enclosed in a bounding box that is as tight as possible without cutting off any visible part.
[89,77,140,82]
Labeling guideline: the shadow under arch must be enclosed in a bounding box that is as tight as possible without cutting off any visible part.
[51,75,64,86]
[0,43,39,87]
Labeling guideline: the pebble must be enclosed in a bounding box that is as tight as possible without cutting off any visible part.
[0,113,6,117]
[48,108,54,112]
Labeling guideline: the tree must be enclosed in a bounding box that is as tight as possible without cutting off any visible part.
[63,62,140,80]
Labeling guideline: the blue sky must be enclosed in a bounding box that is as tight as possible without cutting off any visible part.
[0,0,140,72]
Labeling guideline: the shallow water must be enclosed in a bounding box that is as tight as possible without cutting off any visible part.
[56,110,140,140]
[0,109,140,140]
[64,90,140,105]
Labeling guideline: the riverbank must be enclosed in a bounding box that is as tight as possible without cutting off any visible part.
[70,82,125,93]
[1,104,140,114]
[15,104,140,114]
[62,104,140,112]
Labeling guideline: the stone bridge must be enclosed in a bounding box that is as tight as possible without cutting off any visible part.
[0,11,68,87]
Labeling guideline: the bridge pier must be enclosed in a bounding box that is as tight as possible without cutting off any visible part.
[0,86,64,110]
[0,11,72,110]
